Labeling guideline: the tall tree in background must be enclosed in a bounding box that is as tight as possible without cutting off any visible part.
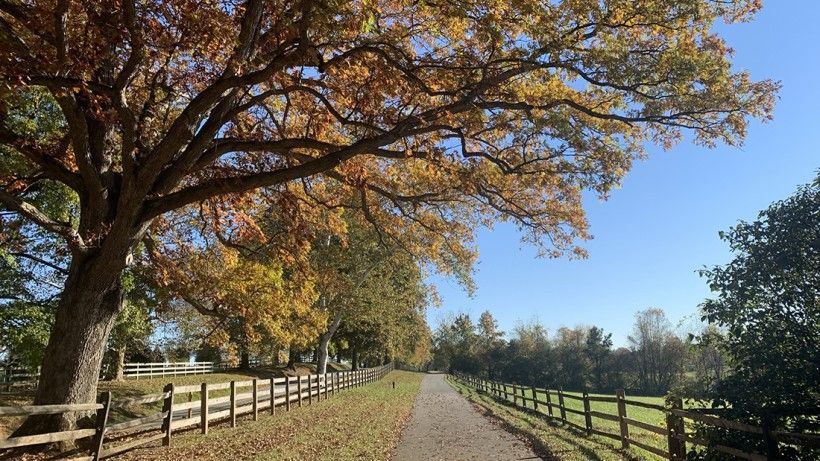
[476,310,504,377]
[554,326,590,389]
[628,308,687,394]
[309,217,431,374]
[0,0,777,432]
[586,326,613,391]
[696,176,820,460]
[323,244,429,373]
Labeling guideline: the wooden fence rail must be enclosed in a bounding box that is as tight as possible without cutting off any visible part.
[453,372,817,461]
[0,363,393,459]
[123,362,216,379]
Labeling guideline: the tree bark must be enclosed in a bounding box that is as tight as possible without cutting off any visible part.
[239,350,250,370]
[13,256,126,435]
[351,349,359,371]
[113,347,126,381]
[9,207,144,435]
[316,312,343,375]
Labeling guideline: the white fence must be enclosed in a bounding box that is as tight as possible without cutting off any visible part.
[1,365,40,391]
[123,362,214,379]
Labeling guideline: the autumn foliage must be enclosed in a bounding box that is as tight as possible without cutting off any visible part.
[0,0,777,433]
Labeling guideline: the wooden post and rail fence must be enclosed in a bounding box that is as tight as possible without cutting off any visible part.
[0,363,393,460]
[2,360,276,387]
[453,372,819,461]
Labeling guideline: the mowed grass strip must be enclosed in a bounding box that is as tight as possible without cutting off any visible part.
[447,377,664,461]
[114,370,424,461]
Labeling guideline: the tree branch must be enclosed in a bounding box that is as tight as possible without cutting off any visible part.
[0,189,85,251]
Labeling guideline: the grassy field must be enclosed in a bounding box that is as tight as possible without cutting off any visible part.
[114,370,424,461]
[448,377,670,461]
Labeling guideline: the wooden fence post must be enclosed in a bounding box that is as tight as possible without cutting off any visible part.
[187,392,193,419]
[504,383,509,401]
[531,386,539,412]
[324,373,328,400]
[558,388,567,422]
[307,375,313,405]
[285,377,291,411]
[230,381,237,427]
[297,376,303,407]
[270,377,275,415]
[201,382,209,434]
[252,379,258,421]
[545,389,553,417]
[666,397,685,460]
[91,391,112,460]
[162,383,174,447]
[615,389,629,449]
[583,390,592,436]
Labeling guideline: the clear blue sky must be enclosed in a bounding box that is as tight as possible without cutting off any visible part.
[427,2,820,347]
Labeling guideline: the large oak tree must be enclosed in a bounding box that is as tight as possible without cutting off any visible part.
[0,0,776,432]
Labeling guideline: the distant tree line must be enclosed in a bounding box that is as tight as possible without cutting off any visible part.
[432,308,722,396]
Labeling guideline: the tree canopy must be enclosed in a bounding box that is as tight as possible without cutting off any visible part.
[0,0,777,434]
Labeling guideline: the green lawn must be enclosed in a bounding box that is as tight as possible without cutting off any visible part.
[448,377,670,461]
[114,370,423,461]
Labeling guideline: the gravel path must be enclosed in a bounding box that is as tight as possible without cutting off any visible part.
[393,373,540,461]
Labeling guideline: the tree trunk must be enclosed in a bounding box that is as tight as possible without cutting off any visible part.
[351,349,359,371]
[239,350,250,370]
[13,258,125,436]
[10,221,140,436]
[113,347,126,381]
[316,312,343,375]
[287,345,298,369]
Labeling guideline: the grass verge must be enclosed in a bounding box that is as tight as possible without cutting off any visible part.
[114,370,424,461]
[447,376,663,461]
